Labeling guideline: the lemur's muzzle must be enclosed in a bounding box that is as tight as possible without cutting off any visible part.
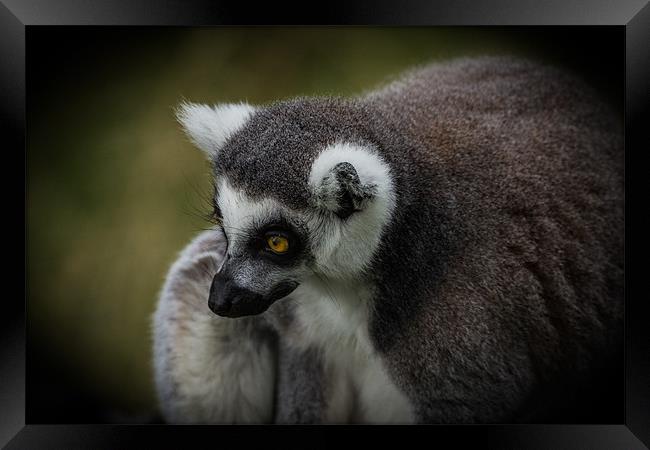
[208,272,298,318]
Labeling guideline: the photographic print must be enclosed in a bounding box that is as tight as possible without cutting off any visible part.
[25,27,626,426]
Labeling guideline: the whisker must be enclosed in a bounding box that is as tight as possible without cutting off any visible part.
[220,224,252,235]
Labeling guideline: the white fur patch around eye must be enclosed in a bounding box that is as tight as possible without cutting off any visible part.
[307,142,396,279]
[217,178,273,249]
[215,179,312,293]
[217,178,298,257]
[176,102,256,158]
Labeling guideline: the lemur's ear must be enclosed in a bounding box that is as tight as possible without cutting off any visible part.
[176,101,256,158]
[314,162,377,219]
[310,143,390,220]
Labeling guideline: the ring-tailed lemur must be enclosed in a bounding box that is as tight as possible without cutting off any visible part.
[152,56,623,424]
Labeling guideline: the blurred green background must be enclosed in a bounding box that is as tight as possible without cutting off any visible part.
[26,27,622,422]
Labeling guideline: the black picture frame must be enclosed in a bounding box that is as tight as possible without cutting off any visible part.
[4,0,649,448]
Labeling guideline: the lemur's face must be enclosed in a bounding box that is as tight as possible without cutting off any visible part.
[177,100,395,317]
[207,178,311,317]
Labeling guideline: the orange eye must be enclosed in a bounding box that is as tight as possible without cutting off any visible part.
[267,235,289,254]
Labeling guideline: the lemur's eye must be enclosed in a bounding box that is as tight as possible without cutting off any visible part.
[266,235,289,254]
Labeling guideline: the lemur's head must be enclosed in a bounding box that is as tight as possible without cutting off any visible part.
[177,98,396,317]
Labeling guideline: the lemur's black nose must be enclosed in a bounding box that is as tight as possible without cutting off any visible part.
[208,272,271,318]
[208,272,232,315]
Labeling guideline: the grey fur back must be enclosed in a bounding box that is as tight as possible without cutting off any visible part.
[360,57,623,421]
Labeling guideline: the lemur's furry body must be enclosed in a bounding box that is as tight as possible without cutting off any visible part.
[153,57,623,423]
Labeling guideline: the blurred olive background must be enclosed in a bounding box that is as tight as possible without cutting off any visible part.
[26,27,622,423]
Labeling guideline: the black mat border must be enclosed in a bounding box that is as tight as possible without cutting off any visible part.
[3,0,648,448]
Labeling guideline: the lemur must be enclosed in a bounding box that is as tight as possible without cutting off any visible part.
[152,56,623,424]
